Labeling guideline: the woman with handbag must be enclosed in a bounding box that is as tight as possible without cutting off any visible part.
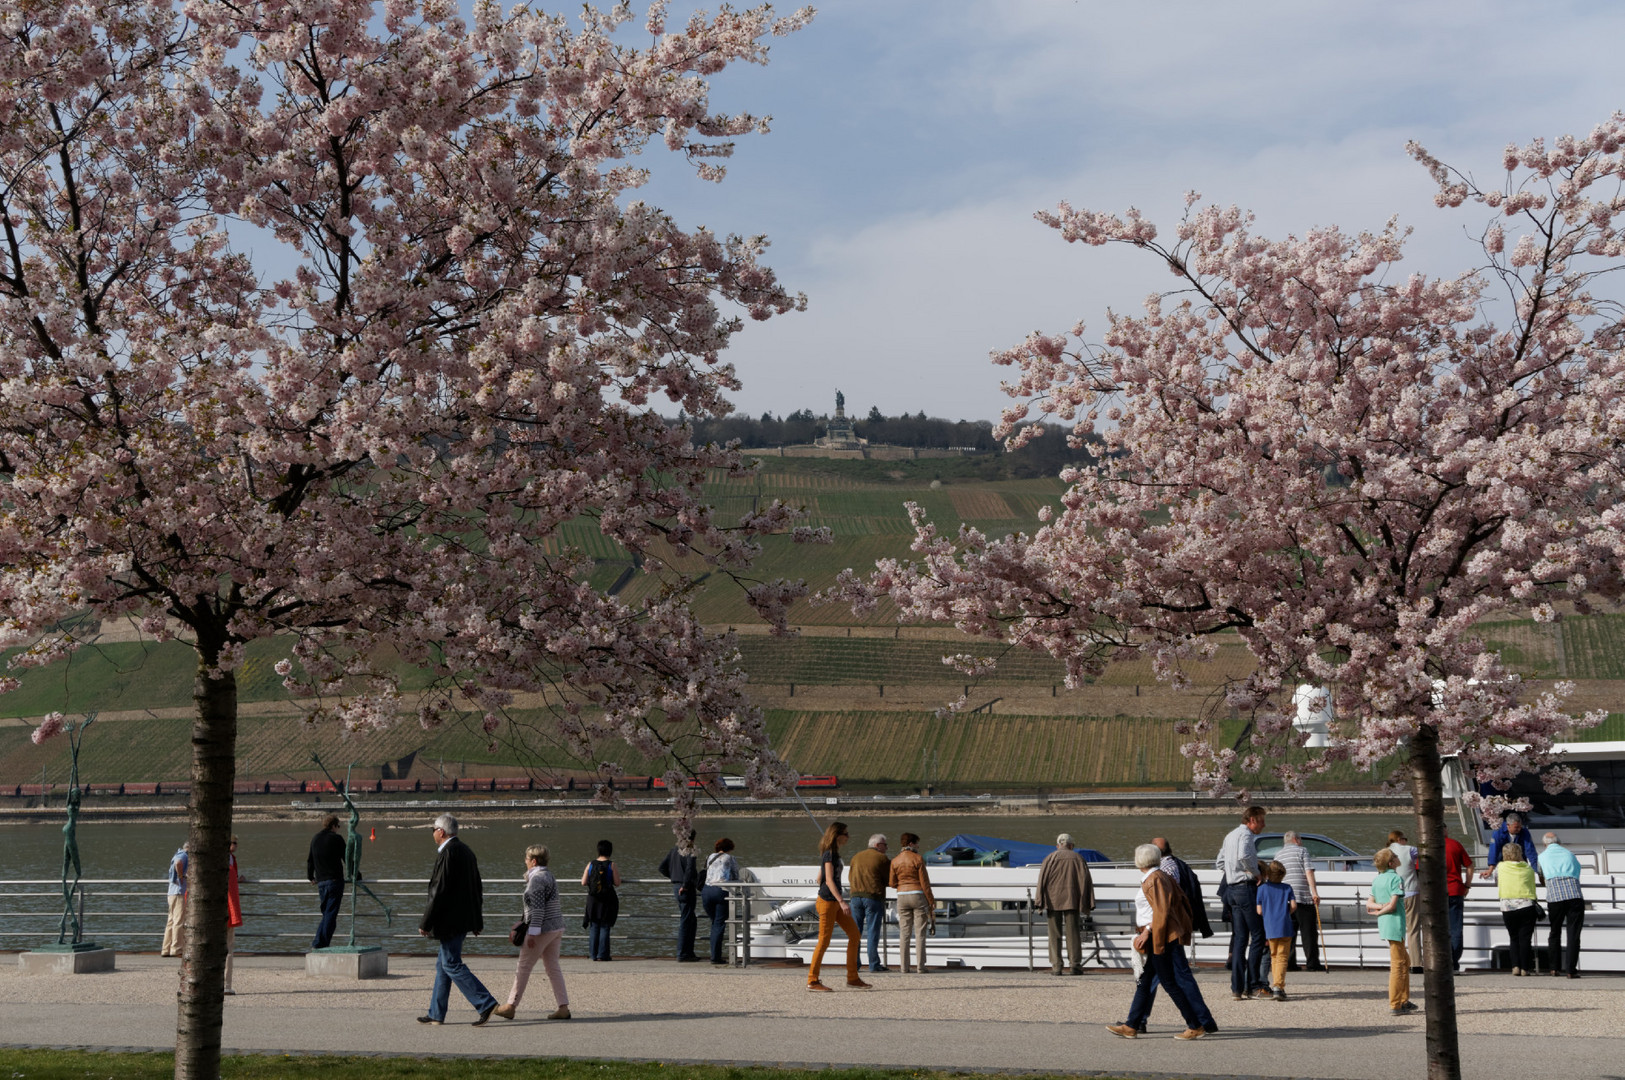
[494,845,570,1020]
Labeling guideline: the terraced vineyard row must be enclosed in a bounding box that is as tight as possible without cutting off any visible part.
[1562,615,1625,680]
[0,707,1203,789]
[766,710,1192,786]
[734,637,1069,684]
[8,701,1618,790]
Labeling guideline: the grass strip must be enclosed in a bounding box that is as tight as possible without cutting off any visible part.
[0,1049,1138,1080]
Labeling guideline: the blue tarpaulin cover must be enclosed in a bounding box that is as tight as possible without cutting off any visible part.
[931,833,1108,866]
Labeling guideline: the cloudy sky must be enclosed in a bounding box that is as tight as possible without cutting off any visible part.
[638,0,1625,423]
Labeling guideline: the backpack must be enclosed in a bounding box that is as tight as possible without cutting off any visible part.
[584,860,619,928]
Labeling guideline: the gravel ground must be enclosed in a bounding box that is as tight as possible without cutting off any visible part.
[1,954,1619,1079]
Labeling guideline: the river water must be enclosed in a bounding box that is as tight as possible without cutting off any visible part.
[1,810,1399,957]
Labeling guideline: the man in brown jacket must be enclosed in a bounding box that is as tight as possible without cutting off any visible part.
[1107,844,1216,1040]
[847,834,891,973]
[1036,833,1095,975]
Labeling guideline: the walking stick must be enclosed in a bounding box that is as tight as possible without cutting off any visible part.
[1315,899,1325,969]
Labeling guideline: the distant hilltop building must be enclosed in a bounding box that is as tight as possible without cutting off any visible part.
[752,390,985,461]
[814,389,865,450]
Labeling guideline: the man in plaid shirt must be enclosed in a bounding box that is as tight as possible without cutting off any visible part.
[1539,832,1585,978]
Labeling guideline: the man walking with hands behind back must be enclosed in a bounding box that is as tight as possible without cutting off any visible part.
[418,814,498,1026]
[1036,833,1095,975]
[307,815,345,950]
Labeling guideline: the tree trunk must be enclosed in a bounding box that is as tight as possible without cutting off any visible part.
[1410,721,1461,1080]
[175,646,237,1080]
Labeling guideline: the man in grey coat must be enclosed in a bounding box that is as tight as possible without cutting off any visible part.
[1036,833,1095,975]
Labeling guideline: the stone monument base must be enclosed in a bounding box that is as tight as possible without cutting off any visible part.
[306,945,387,979]
[20,944,115,974]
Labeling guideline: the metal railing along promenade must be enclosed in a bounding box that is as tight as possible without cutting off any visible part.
[4,871,1624,972]
[0,877,759,962]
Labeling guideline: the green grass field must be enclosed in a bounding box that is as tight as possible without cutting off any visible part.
[0,1050,1130,1080]
[4,461,1625,795]
[579,468,1065,626]
[0,638,298,718]
[0,703,1449,791]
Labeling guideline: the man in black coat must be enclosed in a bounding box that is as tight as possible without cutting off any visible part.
[658,830,701,961]
[417,814,498,1025]
[1154,837,1213,939]
[307,815,346,949]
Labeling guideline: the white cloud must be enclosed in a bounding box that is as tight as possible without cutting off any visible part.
[723,127,1495,421]
[650,0,1625,420]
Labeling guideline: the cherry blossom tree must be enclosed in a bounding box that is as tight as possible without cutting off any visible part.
[833,116,1625,1080]
[1,1,812,1076]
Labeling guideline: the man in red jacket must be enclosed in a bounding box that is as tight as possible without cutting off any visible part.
[1443,823,1473,972]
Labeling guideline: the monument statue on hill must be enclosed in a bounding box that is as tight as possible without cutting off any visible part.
[818,389,862,450]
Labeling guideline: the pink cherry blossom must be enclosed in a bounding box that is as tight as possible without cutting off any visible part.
[836,113,1625,1080]
[0,3,811,1074]
[30,712,67,745]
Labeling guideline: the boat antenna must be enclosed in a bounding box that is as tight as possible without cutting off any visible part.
[789,785,825,835]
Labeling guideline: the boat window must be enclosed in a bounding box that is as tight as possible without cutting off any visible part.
[1491,758,1625,829]
[1606,850,1625,875]
[1574,851,1599,873]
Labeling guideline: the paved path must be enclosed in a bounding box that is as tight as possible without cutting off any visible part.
[3,955,1621,1079]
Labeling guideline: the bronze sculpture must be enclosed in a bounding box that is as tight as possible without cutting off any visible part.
[311,754,393,946]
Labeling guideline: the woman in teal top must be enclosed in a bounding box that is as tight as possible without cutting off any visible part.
[1495,844,1540,975]
[1367,848,1413,1015]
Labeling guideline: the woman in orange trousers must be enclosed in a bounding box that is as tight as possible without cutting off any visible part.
[807,821,871,992]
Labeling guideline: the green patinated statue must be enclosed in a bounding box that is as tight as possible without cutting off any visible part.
[311,754,393,946]
[57,713,96,946]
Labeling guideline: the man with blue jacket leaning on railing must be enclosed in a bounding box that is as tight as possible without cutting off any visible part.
[1479,811,1540,881]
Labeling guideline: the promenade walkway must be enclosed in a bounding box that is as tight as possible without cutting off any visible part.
[1,955,1618,1079]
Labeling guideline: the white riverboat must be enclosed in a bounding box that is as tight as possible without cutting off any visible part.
[741,863,1625,971]
[743,751,1625,973]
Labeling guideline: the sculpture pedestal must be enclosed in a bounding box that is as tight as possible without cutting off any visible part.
[306,945,387,979]
[20,943,115,974]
